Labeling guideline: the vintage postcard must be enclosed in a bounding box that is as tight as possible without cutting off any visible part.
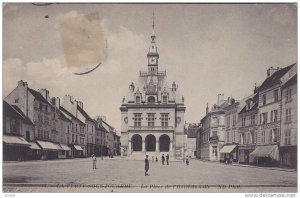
[2,3,298,194]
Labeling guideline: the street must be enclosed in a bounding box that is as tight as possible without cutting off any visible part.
[3,157,297,192]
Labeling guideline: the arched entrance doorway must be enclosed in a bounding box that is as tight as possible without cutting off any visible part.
[131,134,142,151]
[145,134,156,151]
[159,134,170,152]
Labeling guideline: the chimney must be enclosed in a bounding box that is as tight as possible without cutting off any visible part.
[95,116,106,125]
[99,116,106,122]
[217,94,224,106]
[38,88,50,102]
[51,97,60,108]
[17,80,28,89]
[206,103,209,114]
[64,94,74,102]
[267,66,280,78]
[77,101,83,109]
[172,81,177,91]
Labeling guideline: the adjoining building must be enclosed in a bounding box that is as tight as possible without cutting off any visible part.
[3,100,36,161]
[237,89,259,164]
[185,123,199,158]
[250,64,295,166]
[4,81,60,160]
[120,18,186,159]
[199,94,228,161]
[60,97,86,158]
[220,98,240,163]
[279,64,297,168]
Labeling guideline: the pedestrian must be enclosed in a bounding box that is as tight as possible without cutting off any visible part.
[155,156,158,162]
[161,154,165,165]
[186,158,189,166]
[152,156,154,163]
[145,155,149,176]
[92,154,97,169]
[166,154,169,165]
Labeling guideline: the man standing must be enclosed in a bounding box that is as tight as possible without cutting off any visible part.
[145,155,149,176]
[166,154,169,165]
[92,154,97,169]
[161,154,165,165]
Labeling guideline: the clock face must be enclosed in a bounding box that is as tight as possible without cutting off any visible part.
[151,58,156,64]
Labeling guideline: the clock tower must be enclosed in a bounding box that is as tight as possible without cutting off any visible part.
[147,13,159,75]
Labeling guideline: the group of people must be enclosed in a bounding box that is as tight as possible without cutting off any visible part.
[144,154,172,176]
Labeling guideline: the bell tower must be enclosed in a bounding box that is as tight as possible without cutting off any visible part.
[147,11,159,75]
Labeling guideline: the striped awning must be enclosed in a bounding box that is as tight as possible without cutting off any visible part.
[60,144,71,151]
[36,140,58,150]
[29,142,41,150]
[3,135,30,146]
[219,145,237,154]
[74,145,83,151]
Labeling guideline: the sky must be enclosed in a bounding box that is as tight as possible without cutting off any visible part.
[3,3,297,133]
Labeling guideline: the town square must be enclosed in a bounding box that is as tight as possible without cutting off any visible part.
[2,3,298,194]
[3,157,297,192]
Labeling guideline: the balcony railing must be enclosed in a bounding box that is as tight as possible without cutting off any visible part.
[128,126,174,130]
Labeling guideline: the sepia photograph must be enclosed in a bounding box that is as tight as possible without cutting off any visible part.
[2,2,298,194]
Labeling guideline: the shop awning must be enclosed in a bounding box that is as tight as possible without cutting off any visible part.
[74,145,83,151]
[219,145,237,154]
[3,135,30,146]
[29,142,41,150]
[36,140,58,150]
[250,145,279,161]
[60,144,71,151]
[54,143,64,151]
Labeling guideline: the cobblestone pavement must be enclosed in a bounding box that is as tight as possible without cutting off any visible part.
[3,157,297,192]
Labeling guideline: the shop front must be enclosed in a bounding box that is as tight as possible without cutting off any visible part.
[219,144,238,163]
[3,135,31,161]
[36,140,59,160]
[280,146,297,169]
[27,141,42,160]
[73,145,84,157]
[250,144,279,167]
[238,145,256,164]
[60,144,72,158]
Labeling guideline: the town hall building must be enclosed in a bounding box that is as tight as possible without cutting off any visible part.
[120,19,186,159]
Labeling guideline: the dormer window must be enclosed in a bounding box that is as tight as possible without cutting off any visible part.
[162,95,168,104]
[148,96,155,104]
[136,96,141,104]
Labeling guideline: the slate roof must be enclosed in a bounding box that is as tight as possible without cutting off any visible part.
[59,106,85,125]
[282,74,297,89]
[28,88,52,106]
[77,105,94,122]
[259,64,295,91]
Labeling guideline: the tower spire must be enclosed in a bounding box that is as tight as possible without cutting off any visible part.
[152,10,155,31]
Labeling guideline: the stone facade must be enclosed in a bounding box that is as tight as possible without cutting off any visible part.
[199,96,228,161]
[237,91,259,164]
[280,64,297,168]
[120,22,186,159]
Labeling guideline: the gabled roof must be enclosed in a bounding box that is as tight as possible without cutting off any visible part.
[259,63,295,91]
[56,107,71,122]
[77,105,94,122]
[3,101,34,125]
[28,88,52,106]
[239,102,258,115]
[59,106,85,125]
[282,74,297,89]
[238,92,258,115]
